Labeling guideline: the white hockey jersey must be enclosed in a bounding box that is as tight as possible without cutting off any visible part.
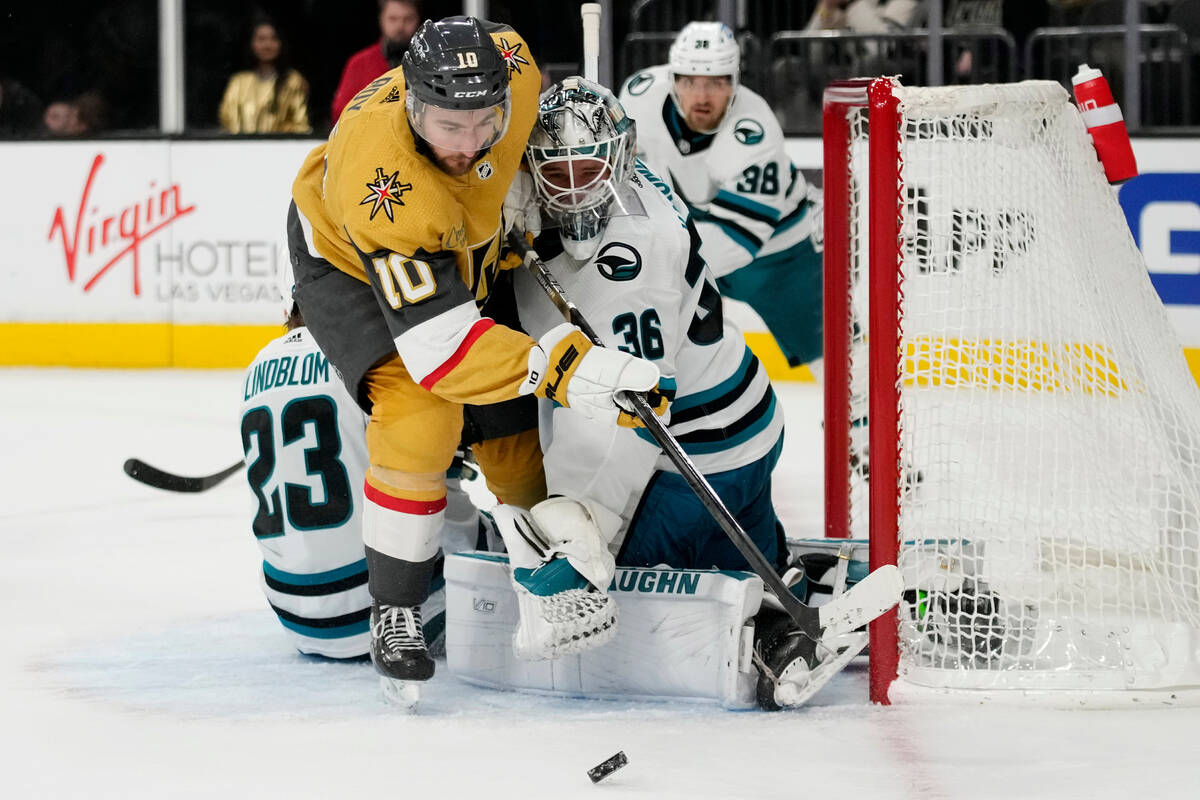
[240,326,371,658]
[618,65,819,278]
[513,161,784,526]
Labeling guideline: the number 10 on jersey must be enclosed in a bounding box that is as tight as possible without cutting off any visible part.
[372,253,438,308]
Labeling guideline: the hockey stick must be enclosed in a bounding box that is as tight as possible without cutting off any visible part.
[581,3,601,84]
[507,230,902,640]
[123,458,244,493]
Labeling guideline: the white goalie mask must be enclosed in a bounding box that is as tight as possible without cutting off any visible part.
[526,77,638,260]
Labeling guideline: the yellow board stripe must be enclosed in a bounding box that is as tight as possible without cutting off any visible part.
[3,324,1199,394]
[744,332,817,382]
[0,323,282,368]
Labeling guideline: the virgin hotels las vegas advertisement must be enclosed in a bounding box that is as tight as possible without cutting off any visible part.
[3,137,1200,381]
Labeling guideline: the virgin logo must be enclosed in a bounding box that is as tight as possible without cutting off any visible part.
[47,153,196,296]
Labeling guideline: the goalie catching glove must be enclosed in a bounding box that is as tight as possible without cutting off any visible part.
[490,495,623,661]
[521,322,669,428]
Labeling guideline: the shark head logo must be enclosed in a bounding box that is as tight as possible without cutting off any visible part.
[733,118,765,146]
[594,242,641,281]
[625,72,654,96]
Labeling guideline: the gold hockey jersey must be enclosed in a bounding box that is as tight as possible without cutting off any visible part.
[291,24,540,404]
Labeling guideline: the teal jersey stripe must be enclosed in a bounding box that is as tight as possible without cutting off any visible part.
[263,558,368,586]
[670,347,754,415]
[689,206,762,254]
[707,216,760,254]
[713,189,781,223]
[678,392,779,455]
[275,615,370,640]
[774,201,812,235]
[658,375,678,402]
[636,390,778,455]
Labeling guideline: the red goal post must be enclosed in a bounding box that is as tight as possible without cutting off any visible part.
[822,77,1200,706]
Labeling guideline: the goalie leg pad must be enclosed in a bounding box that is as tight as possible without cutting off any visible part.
[445,553,764,707]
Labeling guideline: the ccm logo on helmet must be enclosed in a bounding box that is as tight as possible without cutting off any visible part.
[454,90,487,98]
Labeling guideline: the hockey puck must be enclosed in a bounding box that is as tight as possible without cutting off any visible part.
[587,751,628,784]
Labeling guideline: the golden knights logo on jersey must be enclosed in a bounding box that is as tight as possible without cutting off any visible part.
[467,232,503,303]
[497,37,530,76]
[360,168,412,222]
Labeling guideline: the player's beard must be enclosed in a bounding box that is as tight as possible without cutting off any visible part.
[433,149,485,177]
[685,104,719,132]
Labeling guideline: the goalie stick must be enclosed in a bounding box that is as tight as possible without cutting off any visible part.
[506,230,903,644]
[123,458,244,493]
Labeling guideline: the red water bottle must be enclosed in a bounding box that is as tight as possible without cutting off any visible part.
[1071,63,1138,183]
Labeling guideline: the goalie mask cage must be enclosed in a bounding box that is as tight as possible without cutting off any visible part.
[822,77,1200,706]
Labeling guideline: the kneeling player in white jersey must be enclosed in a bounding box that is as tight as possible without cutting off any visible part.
[618,22,824,371]
[240,300,486,661]
[443,78,869,710]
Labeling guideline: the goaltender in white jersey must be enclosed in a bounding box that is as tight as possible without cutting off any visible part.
[514,104,785,574]
[619,22,823,370]
[440,78,876,712]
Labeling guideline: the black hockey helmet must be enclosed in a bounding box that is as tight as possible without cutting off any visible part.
[402,16,509,111]
[402,17,512,153]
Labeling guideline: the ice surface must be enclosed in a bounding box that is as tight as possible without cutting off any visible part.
[2,368,1197,799]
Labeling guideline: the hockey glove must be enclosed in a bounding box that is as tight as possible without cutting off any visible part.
[490,502,619,660]
[521,322,667,428]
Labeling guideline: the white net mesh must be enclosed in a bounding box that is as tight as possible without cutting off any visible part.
[843,80,1200,695]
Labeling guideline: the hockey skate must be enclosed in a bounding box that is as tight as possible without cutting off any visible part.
[370,603,434,710]
[753,608,870,711]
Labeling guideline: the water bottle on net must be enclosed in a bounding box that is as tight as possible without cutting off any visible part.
[1071,63,1138,184]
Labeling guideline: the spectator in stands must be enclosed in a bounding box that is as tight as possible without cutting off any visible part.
[934,0,1050,83]
[219,18,311,134]
[805,0,922,32]
[43,100,85,136]
[73,91,107,135]
[330,0,421,122]
[0,76,43,136]
[802,0,922,105]
[42,91,106,137]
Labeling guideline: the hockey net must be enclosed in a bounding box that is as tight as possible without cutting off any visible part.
[823,77,1200,705]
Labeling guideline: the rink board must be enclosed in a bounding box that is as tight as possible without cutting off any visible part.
[2,137,1199,383]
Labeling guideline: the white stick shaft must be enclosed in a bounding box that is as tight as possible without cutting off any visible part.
[581,3,601,83]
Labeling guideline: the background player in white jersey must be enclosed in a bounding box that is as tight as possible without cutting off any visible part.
[512,76,788,581]
[618,22,823,370]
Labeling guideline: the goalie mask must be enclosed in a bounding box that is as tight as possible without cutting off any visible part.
[526,77,637,260]
[402,17,512,154]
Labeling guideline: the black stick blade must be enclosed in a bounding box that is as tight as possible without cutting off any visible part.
[123,458,243,493]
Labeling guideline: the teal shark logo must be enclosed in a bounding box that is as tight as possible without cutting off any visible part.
[733,118,765,145]
[595,243,641,281]
[625,72,654,96]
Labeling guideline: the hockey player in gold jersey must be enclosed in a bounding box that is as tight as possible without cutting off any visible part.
[286,16,666,707]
